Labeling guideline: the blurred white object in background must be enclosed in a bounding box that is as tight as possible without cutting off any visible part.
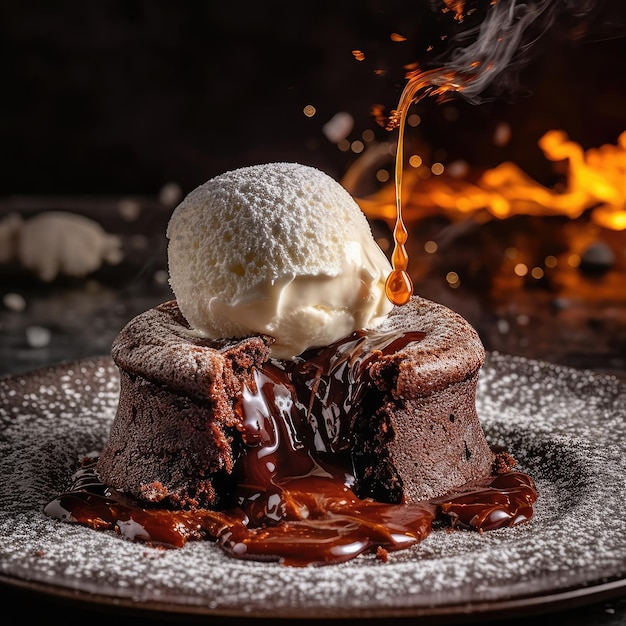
[158,181,183,207]
[0,211,123,281]
[322,112,354,144]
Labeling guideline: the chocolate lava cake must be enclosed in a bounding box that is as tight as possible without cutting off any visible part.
[96,295,495,511]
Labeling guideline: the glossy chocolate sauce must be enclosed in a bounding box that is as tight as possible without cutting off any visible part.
[44,328,537,566]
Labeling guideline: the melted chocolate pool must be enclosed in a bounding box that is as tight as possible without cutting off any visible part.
[44,329,537,566]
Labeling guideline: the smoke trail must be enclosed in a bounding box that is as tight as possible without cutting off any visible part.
[425,0,603,103]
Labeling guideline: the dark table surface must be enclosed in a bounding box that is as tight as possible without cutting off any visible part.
[1,199,625,625]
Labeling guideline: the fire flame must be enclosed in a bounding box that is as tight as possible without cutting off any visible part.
[351,130,626,231]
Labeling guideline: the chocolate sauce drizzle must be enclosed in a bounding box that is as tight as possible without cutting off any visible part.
[44,329,537,566]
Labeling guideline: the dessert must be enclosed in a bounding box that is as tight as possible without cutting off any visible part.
[45,162,536,566]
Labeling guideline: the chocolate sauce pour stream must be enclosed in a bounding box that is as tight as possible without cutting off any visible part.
[385,67,467,306]
[45,328,537,566]
[385,98,413,305]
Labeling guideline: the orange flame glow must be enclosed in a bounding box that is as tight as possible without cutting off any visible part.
[352,130,626,231]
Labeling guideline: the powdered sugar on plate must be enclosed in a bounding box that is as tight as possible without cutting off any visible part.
[0,353,625,619]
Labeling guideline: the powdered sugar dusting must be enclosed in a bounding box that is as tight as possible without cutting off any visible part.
[1,353,625,618]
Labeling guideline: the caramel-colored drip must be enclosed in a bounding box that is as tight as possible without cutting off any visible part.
[385,67,465,306]
[386,104,414,306]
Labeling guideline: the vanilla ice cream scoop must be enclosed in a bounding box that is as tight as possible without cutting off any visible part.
[166,162,393,359]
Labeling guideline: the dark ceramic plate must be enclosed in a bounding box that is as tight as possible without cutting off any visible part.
[1,353,625,621]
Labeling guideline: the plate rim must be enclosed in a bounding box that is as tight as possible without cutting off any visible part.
[1,571,625,621]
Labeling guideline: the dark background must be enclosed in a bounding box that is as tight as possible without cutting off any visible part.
[1,0,625,199]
